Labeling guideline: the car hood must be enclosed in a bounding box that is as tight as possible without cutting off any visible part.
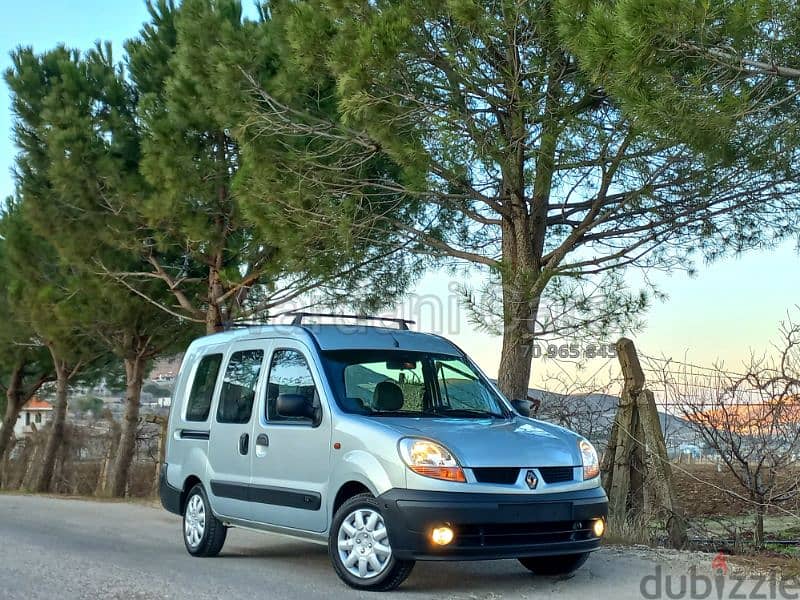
[374,416,582,468]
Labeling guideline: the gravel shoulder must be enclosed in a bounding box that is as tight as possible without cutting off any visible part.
[0,494,774,599]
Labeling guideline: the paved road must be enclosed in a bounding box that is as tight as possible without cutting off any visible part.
[0,494,764,599]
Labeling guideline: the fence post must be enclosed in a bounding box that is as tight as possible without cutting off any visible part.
[605,337,688,549]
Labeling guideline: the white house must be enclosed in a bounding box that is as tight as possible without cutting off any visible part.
[1,398,53,438]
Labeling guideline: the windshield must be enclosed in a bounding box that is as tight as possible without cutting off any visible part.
[321,350,510,418]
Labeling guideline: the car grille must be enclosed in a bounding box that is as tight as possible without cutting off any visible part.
[538,466,575,484]
[471,466,575,485]
[453,521,594,548]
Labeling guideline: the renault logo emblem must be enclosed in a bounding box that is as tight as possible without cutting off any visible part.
[525,469,538,489]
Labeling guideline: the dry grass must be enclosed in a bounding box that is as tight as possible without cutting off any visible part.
[603,511,656,546]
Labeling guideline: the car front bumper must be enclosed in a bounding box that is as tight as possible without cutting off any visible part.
[376,486,608,561]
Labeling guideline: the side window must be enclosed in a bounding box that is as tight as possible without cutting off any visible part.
[266,349,320,425]
[185,354,223,422]
[436,358,493,411]
[216,349,264,424]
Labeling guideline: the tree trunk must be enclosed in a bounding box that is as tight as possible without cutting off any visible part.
[495,38,562,404]
[0,405,21,466]
[35,358,68,493]
[0,364,25,462]
[497,276,541,401]
[0,435,17,488]
[206,250,226,334]
[754,502,765,548]
[108,355,145,498]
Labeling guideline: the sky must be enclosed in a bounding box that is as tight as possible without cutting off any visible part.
[2,1,799,391]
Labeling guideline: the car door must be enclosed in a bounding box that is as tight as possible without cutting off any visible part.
[206,341,267,520]
[249,340,332,532]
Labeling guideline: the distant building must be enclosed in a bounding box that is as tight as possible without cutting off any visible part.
[0,398,54,438]
[149,354,184,383]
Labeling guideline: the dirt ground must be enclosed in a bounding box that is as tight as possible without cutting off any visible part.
[672,463,800,520]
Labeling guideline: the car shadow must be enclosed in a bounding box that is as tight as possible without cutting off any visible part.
[218,535,570,595]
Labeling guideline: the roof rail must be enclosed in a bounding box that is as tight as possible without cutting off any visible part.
[288,312,415,331]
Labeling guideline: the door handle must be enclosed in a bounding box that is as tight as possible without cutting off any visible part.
[255,433,269,458]
[239,433,249,455]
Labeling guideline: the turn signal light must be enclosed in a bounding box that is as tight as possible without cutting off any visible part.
[593,519,605,537]
[431,526,454,545]
[409,465,466,482]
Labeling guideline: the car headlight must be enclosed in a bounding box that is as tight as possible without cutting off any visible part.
[398,438,466,482]
[580,439,600,480]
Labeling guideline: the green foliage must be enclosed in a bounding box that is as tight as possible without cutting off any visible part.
[0,220,54,412]
[120,0,412,328]
[235,0,800,399]
[73,396,105,416]
[0,199,103,367]
[5,41,196,360]
[555,0,800,165]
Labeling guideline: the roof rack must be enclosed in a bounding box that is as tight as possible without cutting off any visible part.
[288,312,415,331]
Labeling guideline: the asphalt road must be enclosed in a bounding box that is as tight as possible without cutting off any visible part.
[0,494,766,599]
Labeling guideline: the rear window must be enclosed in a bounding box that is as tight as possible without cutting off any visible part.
[185,354,223,422]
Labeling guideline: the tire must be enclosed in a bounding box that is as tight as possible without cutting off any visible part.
[518,552,590,576]
[329,493,415,591]
[183,483,227,557]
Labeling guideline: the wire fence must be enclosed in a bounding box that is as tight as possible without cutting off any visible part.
[534,344,800,548]
[0,417,163,497]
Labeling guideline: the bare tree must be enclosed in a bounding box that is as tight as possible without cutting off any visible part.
[680,315,800,547]
[533,361,622,450]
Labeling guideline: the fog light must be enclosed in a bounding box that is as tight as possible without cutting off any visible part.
[431,526,454,545]
[593,519,605,537]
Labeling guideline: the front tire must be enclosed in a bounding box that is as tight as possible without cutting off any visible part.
[329,493,415,591]
[183,484,227,557]
[518,552,590,576]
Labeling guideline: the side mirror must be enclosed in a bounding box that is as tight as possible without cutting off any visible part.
[511,399,532,416]
[276,393,313,419]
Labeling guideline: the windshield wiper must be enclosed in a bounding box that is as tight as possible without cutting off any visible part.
[426,407,506,419]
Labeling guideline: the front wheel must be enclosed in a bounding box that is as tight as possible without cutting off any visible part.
[329,493,415,591]
[183,484,227,557]
[518,552,590,576]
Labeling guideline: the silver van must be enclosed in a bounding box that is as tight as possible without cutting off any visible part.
[159,315,608,591]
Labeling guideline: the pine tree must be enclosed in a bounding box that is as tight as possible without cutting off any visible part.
[244,0,800,400]
[0,200,107,492]
[125,0,415,332]
[0,217,54,466]
[555,0,800,162]
[4,44,195,496]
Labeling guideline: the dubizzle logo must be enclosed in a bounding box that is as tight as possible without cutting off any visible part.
[711,552,728,576]
[640,550,800,599]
